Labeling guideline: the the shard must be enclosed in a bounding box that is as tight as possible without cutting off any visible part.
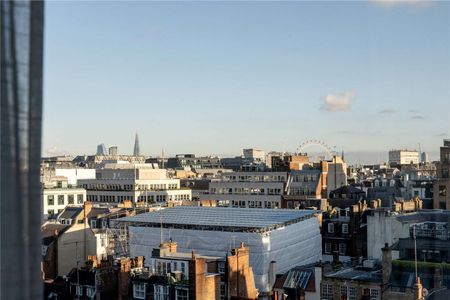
[133,133,140,156]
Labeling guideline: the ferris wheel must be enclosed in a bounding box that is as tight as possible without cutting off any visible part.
[297,139,339,157]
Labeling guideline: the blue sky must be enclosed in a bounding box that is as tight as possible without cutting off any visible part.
[43,1,450,162]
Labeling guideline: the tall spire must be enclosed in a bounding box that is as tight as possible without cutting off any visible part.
[133,133,140,156]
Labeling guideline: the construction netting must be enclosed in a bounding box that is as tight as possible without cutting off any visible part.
[128,217,321,292]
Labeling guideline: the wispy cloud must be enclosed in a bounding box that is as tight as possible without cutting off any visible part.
[335,130,357,135]
[321,90,356,112]
[411,115,425,119]
[333,129,383,135]
[44,146,68,157]
[408,109,419,113]
[434,133,448,137]
[379,108,397,114]
[369,0,434,8]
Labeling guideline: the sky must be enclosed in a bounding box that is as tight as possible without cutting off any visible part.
[43,0,450,163]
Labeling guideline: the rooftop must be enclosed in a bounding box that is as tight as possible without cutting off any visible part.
[396,210,450,224]
[118,206,315,233]
[324,266,382,283]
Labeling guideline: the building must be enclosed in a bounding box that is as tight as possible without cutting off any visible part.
[97,144,107,156]
[133,133,140,156]
[406,179,434,209]
[272,263,322,300]
[167,154,222,170]
[128,241,258,300]
[41,177,87,221]
[109,145,118,156]
[40,202,144,279]
[421,152,429,164]
[271,153,310,172]
[367,177,406,208]
[118,206,322,296]
[78,163,191,205]
[433,139,450,209]
[322,201,369,262]
[366,204,430,261]
[220,156,244,171]
[243,148,266,164]
[326,156,348,197]
[199,171,287,208]
[388,150,419,166]
[285,165,327,200]
[321,262,382,300]
[382,211,450,299]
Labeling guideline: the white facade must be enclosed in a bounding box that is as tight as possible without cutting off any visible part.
[57,223,106,276]
[54,168,96,185]
[243,148,266,163]
[79,164,191,204]
[366,210,409,260]
[200,172,287,208]
[42,188,86,220]
[388,150,419,165]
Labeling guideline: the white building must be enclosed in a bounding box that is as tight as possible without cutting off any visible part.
[42,187,87,220]
[199,171,287,208]
[78,163,191,205]
[243,148,266,163]
[119,206,322,295]
[388,150,419,165]
[54,168,96,185]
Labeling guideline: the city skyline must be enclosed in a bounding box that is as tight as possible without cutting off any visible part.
[43,1,449,160]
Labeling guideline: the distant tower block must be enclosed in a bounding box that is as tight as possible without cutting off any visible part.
[109,145,118,156]
[133,133,140,156]
[96,143,107,155]
[421,152,429,164]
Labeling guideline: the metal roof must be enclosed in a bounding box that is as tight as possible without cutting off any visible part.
[117,206,315,232]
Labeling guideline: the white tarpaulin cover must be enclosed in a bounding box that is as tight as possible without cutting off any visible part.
[128,216,321,292]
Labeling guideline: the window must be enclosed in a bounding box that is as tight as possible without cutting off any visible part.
[218,262,225,274]
[370,288,380,300]
[341,286,356,300]
[91,220,96,228]
[325,243,331,254]
[220,282,226,299]
[58,195,64,205]
[133,283,146,299]
[342,223,349,234]
[175,288,188,300]
[339,243,346,255]
[86,287,95,297]
[75,285,83,296]
[47,195,54,206]
[328,223,334,233]
[47,209,54,217]
[439,185,447,196]
[154,285,168,300]
[322,283,333,300]
[68,194,74,204]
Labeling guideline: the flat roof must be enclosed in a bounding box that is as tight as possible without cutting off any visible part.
[118,206,315,233]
